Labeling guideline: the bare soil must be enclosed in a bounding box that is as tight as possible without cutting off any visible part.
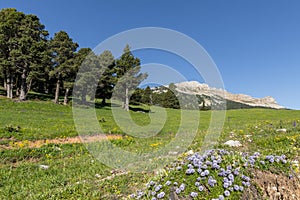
[0,134,122,149]
[242,170,300,200]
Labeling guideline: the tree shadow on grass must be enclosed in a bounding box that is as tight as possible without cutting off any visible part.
[0,88,5,96]
[129,106,150,113]
[26,92,54,101]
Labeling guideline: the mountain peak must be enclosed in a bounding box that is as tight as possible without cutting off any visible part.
[173,81,284,109]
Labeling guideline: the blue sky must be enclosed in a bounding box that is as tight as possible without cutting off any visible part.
[1,0,300,109]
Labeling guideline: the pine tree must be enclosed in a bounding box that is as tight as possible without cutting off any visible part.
[0,8,49,100]
[115,45,148,111]
[49,31,78,104]
[73,50,101,104]
[141,86,152,105]
[96,50,116,105]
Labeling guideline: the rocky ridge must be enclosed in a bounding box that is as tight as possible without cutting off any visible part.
[173,81,284,109]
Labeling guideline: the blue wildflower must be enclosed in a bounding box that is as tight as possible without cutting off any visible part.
[223,182,229,188]
[190,192,198,198]
[198,185,204,191]
[224,190,230,197]
[239,186,244,191]
[157,192,165,199]
[234,185,240,191]
[228,173,234,181]
[179,183,185,191]
[154,185,162,192]
[204,169,210,176]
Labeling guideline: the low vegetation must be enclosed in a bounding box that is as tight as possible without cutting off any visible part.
[0,95,299,199]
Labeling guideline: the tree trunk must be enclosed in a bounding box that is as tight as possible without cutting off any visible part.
[6,74,13,99]
[124,87,129,111]
[19,69,27,101]
[81,88,87,104]
[54,78,61,104]
[101,98,106,106]
[3,73,7,90]
[63,88,70,105]
[90,96,95,101]
[150,93,153,105]
[27,78,32,94]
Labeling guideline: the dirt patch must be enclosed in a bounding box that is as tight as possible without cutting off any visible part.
[0,134,122,149]
[242,170,300,200]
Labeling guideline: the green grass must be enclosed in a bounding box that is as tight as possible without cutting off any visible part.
[0,96,300,199]
[0,97,77,140]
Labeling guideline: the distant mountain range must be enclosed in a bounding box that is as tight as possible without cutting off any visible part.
[169,81,284,109]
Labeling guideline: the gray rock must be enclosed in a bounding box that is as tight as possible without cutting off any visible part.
[224,140,242,147]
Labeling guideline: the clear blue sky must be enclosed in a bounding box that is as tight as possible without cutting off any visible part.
[1,0,300,109]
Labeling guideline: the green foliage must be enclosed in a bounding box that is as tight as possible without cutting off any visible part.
[49,30,78,103]
[115,45,148,110]
[4,124,21,133]
[0,8,49,100]
[96,50,116,105]
[151,85,180,109]
[162,84,180,109]
[73,49,101,103]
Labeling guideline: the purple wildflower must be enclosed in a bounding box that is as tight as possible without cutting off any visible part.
[204,169,210,176]
[239,186,244,191]
[218,195,225,200]
[223,182,229,188]
[179,183,185,191]
[157,192,165,199]
[224,190,230,197]
[154,185,162,192]
[198,185,204,191]
[190,192,198,198]
[234,185,240,191]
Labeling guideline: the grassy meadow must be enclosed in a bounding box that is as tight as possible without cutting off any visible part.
[0,94,299,199]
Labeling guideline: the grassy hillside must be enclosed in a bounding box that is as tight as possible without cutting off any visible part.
[0,97,299,199]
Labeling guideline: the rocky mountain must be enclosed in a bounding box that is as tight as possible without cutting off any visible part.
[172,81,284,109]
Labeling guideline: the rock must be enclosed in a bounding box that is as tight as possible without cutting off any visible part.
[168,151,178,155]
[39,164,49,170]
[186,150,194,155]
[276,128,287,133]
[54,147,61,151]
[171,81,284,109]
[224,140,242,147]
[95,174,101,178]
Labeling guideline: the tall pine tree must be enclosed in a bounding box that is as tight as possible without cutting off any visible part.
[96,50,116,105]
[49,31,78,104]
[0,8,49,100]
[74,50,101,104]
[115,45,148,111]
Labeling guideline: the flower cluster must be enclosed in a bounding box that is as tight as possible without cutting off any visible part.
[130,149,290,199]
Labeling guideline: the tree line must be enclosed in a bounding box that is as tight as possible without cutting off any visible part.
[0,8,147,110]
[130,83,211,110]
[0,8,208,111]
